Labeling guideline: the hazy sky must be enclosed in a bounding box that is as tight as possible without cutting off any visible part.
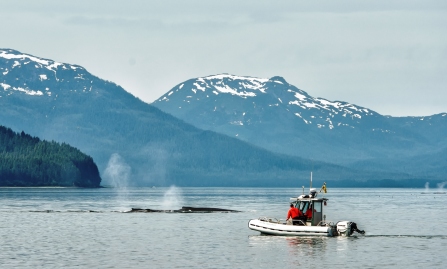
[2,0,446,116]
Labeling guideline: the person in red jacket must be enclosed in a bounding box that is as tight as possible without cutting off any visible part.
[305,204,315,219]
[286,204,303,225]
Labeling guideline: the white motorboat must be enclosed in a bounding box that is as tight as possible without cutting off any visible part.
[248,187,365,237]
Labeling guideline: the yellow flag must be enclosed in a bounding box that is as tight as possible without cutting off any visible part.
[320,182,327,193]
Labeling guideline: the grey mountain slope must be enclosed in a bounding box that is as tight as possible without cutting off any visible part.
[0,48,404,187]
[152,74,447,179]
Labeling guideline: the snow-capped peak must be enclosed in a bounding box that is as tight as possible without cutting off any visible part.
[0,49,80,72]
[0,49,94,98]
[202,74,269,83]
[195,74,270,97]
[154,73,378,130]
[1,49,54,67]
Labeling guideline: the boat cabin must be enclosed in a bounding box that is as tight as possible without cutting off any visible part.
[290,189,328,226]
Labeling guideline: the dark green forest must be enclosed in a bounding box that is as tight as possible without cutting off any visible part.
[0,125,101,187]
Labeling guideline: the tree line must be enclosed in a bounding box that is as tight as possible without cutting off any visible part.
[0,125,101,187]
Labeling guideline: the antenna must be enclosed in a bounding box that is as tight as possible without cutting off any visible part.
[310,171,313,190]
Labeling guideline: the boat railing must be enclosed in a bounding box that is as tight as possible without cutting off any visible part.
[292,220,306,226]
[259,217,282,224]
[259,217,312,226]
[316,220,336,227]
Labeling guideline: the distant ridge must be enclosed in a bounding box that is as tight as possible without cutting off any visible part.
[0,48,400,187]
[153,74,447,179]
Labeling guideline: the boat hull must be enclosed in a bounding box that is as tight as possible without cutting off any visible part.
[248,218,334,237]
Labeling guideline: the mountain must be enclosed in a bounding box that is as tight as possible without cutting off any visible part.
[0,125,101,187]
[152,74,447,179]
[0,49,392,187]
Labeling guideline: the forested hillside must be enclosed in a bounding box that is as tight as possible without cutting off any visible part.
[0,49,421,187]
[0,126,101,187]
[153,74,447,179]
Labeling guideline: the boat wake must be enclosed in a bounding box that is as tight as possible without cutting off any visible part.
[363,235,447,239]
[248,234,447,240]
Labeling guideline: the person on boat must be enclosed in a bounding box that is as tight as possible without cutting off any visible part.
[286,204,304,225]
[305,204,315,219]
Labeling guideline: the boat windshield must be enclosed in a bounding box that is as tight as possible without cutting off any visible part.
[297,201,310,213]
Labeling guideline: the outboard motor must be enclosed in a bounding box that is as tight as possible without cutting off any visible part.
[336,221,350,236]
[310,188,317,198]
[336,221,365,236]
[349,222,365,235]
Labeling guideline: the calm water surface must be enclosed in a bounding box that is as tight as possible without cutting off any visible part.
[0,187,446,268]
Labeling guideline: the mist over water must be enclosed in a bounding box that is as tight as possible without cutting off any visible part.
[437,181,446,189]
[160,185,183,210]
[103,151,183,210]
[103,153,131,188]
[103,153,132,206]
[425,181,446,192]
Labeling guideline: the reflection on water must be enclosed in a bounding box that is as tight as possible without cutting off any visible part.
[285,236,329,259]
[249,235,329,256]
[285,236,327,247]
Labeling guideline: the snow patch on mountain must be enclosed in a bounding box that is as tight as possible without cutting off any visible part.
[12,86,43,96]
[0,49,96,98]
[205,74,269,84]
[193,82,206,91]
[1,50,61,71]
[154,73,381,130]
[1,83,11,90]
[190,74,269,97]
[1,49,87,76]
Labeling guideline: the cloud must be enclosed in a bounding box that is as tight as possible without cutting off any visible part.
[1,0,446,116]
[64,16,163,29]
